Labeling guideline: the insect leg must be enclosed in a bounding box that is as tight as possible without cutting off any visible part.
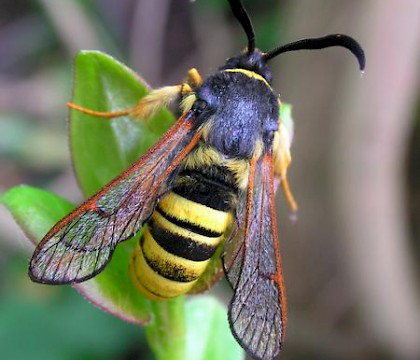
[67,68,204,121]
[130,85,182,120]
[273,123,298,214]
[67,85,184,121]
[280,170,298,214]
[180,68,202,96]
[185,68,203,89]
[66,102,131,118]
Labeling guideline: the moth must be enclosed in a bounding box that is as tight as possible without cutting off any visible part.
[29,1,365,359]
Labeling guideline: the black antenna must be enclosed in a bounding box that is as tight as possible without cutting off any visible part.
[264,34,366,72]
[227,0,256,54]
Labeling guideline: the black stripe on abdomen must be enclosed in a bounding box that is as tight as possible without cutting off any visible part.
[148,219,218,262]
[156,207,222,238]
[172,167,238,211]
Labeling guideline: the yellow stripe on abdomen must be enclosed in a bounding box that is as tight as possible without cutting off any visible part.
[142,226,210,281]
[158,192,232,234]
[151,210,223,248]
[130,240,198,300]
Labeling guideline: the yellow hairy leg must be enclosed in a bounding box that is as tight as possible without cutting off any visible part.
[186,68,203,89]
[67,68,204,121]
[67,85,182,121]
[273,122,298,214]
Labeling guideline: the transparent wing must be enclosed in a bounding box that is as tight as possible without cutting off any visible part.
[223,151,287,360]
[29,113,201,284]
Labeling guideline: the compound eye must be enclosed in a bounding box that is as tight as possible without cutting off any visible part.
[192,99,207,114]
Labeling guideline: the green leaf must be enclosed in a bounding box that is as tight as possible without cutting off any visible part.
[185,296,244,360]
[69,50,175,197]
[280,102,294,143]
[1,185,74,240]
[1,185,152,325]
[0,286,147,360]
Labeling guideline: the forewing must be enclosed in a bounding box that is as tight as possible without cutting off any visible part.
[29,113,201,284]
[223,151,287,360]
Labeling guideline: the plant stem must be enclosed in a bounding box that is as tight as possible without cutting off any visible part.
[145,296,186,360]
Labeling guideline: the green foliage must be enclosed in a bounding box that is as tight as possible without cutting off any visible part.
[186,297,244,360]
[280,103,294,141]
[70,51,174,197]
[0,270,148,360]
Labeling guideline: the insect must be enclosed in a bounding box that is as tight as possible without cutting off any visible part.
[28,0,365,359]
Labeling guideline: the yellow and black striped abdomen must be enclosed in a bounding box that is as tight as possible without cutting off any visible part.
[130,159,239,300]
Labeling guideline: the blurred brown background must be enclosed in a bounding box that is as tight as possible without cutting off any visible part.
[1,1,419,359]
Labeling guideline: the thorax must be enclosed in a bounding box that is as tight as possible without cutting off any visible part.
[195,69,279,159]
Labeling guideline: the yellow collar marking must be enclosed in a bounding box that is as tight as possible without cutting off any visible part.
[224,68,271,88]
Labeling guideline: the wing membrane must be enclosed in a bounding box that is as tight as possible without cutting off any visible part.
[29,113,201,284]
[223,151,287,360]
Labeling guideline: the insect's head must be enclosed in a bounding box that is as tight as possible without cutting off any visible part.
[222,0,366,84]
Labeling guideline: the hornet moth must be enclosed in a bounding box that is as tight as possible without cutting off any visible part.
[28,0,365,359]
